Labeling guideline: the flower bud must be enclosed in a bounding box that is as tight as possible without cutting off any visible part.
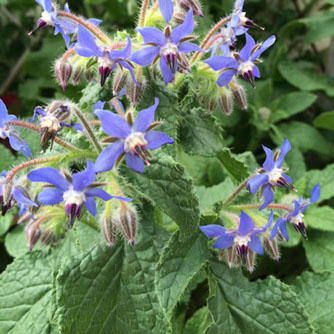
[226,246,238,268]
[258,107,271,121]
[263,236,280,262]
[1,182,13,216]
[126,78,146,107]
[117,205,137,246]
[71,65,84,85]
[230,82,247,111]
[54,59,72,91]
[218,87,234,116]
[246,249,256,273]
[113,68,129,96]
[101,215,117,248]
[25,220,41,252]
[177,0,204,17]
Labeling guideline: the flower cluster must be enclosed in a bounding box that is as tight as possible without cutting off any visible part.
[199,139,320,272]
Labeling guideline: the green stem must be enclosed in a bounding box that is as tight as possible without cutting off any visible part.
[223,176,253,206]
[73,107,102,153]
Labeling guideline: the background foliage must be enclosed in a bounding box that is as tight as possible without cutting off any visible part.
[0,0,334,333]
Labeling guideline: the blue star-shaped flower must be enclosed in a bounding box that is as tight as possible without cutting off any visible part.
[94,98,174,174]
[205,32,275,87]
[130,8,204,84]
[0,99,31,157]
[200,210,273,266]
[75,25,136,86]
[27,160,131,228]
[246,139,296,210]
[270,184,320,240]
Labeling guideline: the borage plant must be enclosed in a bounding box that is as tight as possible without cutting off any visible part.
[0,0,326,333]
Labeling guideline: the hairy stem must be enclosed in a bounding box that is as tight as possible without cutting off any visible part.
[223,176,253,206]
[230,203,293,211]
[57,11,112,44]
[62,47,76,62]
[8,121,79,151]
[191,16,231,63]
[73,108,102,152]
[138,0,150,28]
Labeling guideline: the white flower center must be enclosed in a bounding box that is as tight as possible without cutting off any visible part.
[124,132,147,154]
[63,187,86,206]
[238,60,253,73]
[290,212,304,225]
[234,234,250,246]
[0,128,8,139]
[98,53,115,68]
[160,42,178,56]
[267,167,282,185]
[41,11,55,26]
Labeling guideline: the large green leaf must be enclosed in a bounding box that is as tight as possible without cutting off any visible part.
[179,108,224,157]
[313,111,334,130]
[0,252,55,334]
[291,271,334,333]
[304,206,334,231]
[54,209,171,334]
[206,259,314,334]
[303,230,334,272]
[183,307,212,334]
[155,230,209,316]
[122,152,200,239]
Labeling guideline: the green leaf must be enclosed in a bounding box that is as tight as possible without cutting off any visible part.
[122,152,200,239]
[303,230,334,272]
[155,230,209,316]
[253,79,273,107]
[4,225,28,258]
[196,178,235,212]
[0,251,54,334]
[270,92,317,123]
[305,206,334,231]
[291,271,334,333]
[217,149,249,184]
[278,60,334,97]
[179,108,224,157]
[55,209,171,334]
[206,259,314,334]
[183,307,212,334]
[278,121,334,157]
[313,111,334,130]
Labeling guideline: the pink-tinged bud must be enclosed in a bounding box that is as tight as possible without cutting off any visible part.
[177,53,191,74]
[177,0,204,17]
[117,205,137,246]
[71,65,84,85]
[126,78,146,107]
[25,221,41,252]
[41,229,54,246]
[54,59,72,91]
[218,249,225,261]
[173,11,186,25]
[263,237,280,262]
[226,246,239,268]
[230,83,247,111]
[246,249,255,273]
[218,87,234,116]
[113,69,129,96]
[101,215,117,248]
[1,182,13,216]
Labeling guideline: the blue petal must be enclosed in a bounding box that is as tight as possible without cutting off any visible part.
[178,42,204,53]
[275,138,291,168]
[310,183,320,203]
[94,109,131,138]
[216,69,237,87]
[136,27,166,46]
[239,33,256,61]
[213,233,235,249]
[28,167,70,191]
[238,210,254,236]
[248,234,263,255]
[262,145,275,171]
[170,9,194,44]
[246,173,269,194]
[118,60,138,86]
[87,18,102,26]
[76,25,103,58]
[253,65,260,78]
[199,224,226,238]
[133,98,159,132]
[38,187,64,205]
[291,200,301,217]
[31,107,47,122]
[84,196,97,216]
[159,0,174,23]
[159,57,174,84]
[19,138,31,157]
[72,160,96,191]
[85,187,112,201]
[251,35,276,61]
[258,210,274,233]
[0,99,9,128]
[270,219,280,240]
[36,0,52,12]
[259,184,274,210]
[109,37,132,60]
[145,131,174,149]
[95,141,125,173]
[279,219,289,241]
[8,135,31,156]
[282,173,292,185]
[93,101,106,112]
[12,188,37,207]
[205,56,238,71]
[125,153,145,173]
[130,46,160,66]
